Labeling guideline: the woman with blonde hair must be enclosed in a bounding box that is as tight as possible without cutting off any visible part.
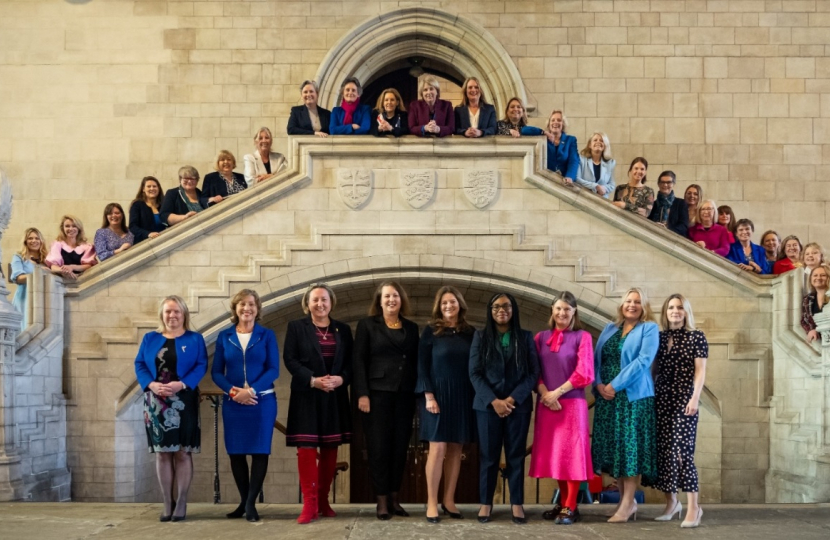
[652,293,708,528]
[687,199,731,256]
[370,88,408,137]
[46,215,96,281]
[802,264,830,343]
[243,126,287,185]
[202,150,247,204]
[684,184,703,227]
[592,287,659,523]
[576,132,616,198]
[134,295,207,522]
[11,227,48,330]
[408,76,454,137]
[454,77,496,137]
[545,109,580,186]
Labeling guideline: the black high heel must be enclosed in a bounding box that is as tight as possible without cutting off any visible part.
[441,504,463,519]
[425,514,440,524]
[226,503,246,519]
[477,505,492,523]
[376,495,391,521]
[511,505,527,525]
[160,500,176,522]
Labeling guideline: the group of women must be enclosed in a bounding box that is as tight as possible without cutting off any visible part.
[133,281,708,528]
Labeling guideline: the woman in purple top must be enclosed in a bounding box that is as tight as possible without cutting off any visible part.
[687,199,730,257]
[529,292,594,525]
[94,203,134,261]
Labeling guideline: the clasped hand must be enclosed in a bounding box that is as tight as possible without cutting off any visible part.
[541,390,562,411]
[596,383,616,401]
[492,398,515,417]
[231,386,258,405]
[149,381,184,398]
[312,375,343,393]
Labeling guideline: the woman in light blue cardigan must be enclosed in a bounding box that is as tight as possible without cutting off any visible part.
[576,132,616,199]
[591,287,659,524]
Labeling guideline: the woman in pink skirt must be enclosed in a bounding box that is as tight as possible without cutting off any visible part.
[529,291,594,525]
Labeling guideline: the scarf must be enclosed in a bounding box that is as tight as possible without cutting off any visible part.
[546,329,565,352]
[341,98,360,124]
[654,191,675,223]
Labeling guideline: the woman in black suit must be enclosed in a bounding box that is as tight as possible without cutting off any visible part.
[469,292,539,525]
[202,150,246,205]
[353,280,419,520]
[284,283,354,524]
[454,77,497,137]
[128,176,166,244]
[287,80,331,137]
[648,170,690,237]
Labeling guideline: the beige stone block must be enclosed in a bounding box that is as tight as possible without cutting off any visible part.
[163,29,195,50]
[788,94,819,119]
[740,118,767,144]
[665,118,704,144]
[764,58,786,79]
[786,57,816,78]
[585,26,627,44]
[630,118,665,144]
[670,94,697,118]
[543,57,578,79]
[666,57,703,79]
[735,27,770,45]
[701,94,733,118]
[194,29,221,49]
[733,94,759,118]
[597,93,637,117]
[602,57,643,78]
[758,94,789,118]
[814,119,830,144]
[728,57,765,78]
[564,92,597,117]
[770,79,805,93]
[768,119,812,144]
[783,145,822,165]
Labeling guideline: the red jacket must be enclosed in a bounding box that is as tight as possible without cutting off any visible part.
[408,99,455,137]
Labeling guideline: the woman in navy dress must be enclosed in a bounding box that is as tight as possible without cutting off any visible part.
[211,289,280,522]
[129,176,166,244]
[417,286,476,523]
[134,295,207,522]
[284,283,353,524]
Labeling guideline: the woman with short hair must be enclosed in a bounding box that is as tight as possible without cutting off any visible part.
[11,227,48,330]
[330,77,371,135]
[576,132,616,198]
[135,295,207,522]
[202,150,247,204]
[802,264,830,343]
[613,157,654,218]
[726,218,771,274]
[370,88,408,137]
[46,215,97,281]
[408,76,454,137]
[94,202,134,261]
[545,110,579,186]
[648,171,689,237]
[287,80,330,137]
[773,235,803,275]
[243,127,287,186]
[687,199,731,256]
[129,176,166,243]
[159,166,208,226]
[760,230,781,265]
[454,77,496,138]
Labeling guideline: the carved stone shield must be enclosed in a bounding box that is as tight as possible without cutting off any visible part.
[337,168,372,209]
[400,169,436,209]
[463,170,499,209]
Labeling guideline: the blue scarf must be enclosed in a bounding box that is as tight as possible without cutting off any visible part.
[654,191,675,223]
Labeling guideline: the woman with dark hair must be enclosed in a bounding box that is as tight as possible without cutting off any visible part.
[370,88,408,137]
[653,294,708,528]
[353,281,419,520]
[717,205,737,243]
[287,80,330,137]
[760,230,781,265]
[330,77,371,135]
[726,218,771,274]
[529,291,594,525]
[94,203,133,261]
[11,227,48,330]
[469,292,540,525]
[408,76,454,137]
[46,215,96,280]
[417,286,476,523]
[211,289,279,522]
[284,283,353,523]
[454,77,496,137]
[134,295,207,522]
[496,97,542,138]
[129,176,166,243]
[202,150,247,204]
[773,235,803,275]
[613,157,654,217]
[802,264,830,343]
[648,170,689,237]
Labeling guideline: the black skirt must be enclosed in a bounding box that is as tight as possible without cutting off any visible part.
[286,386,352,447]
[144,388,201,453]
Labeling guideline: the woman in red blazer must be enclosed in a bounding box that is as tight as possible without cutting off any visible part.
[408,76,455,137]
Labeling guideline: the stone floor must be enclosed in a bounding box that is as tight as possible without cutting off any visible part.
[1,503,829,539]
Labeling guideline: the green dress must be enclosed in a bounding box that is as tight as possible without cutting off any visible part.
[591,328,657,483]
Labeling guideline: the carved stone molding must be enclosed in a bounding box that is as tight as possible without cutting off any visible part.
[337,169,373,210]
[463,170,499,209]
[400,169,435,209]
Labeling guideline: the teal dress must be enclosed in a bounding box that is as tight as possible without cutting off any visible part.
[591,328,657,483]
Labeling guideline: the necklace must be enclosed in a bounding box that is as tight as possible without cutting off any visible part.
[314,324,330,341]
[386,318,401,329]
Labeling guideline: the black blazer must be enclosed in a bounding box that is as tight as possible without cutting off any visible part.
[159,187,208,226]
[202,171,247,202]
[353,315,419,397]
[454,103,497,136]
[283,317,353,391]
[128,200,165,244]
[287,105,331,135]
[370,109,409,137]
[468,329,539,413]
[648,196,690,237]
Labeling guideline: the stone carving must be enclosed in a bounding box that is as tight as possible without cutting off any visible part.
[400,169,436,209]
[0,172,12,297]
[337,169,373,210]
[463,170,499,209]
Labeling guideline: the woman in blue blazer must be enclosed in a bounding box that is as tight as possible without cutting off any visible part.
[591,287,659,524]
[726,219,771,275]
[329,77,371,135]
[575,132,616,198]
[454,77,497,137]
[211,289,280,522]
[134,295,208,522]
[545,110,579,185]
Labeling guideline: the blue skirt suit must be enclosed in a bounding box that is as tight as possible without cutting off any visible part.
[211,324,280,454]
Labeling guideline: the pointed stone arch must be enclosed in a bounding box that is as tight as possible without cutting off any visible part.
[314,7,530,114]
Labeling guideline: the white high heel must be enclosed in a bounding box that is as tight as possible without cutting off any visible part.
[654,501,682,521]
[681,507,703,528]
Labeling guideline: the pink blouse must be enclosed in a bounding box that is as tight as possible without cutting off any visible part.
[536,328,594,390]
[45,240,97,268]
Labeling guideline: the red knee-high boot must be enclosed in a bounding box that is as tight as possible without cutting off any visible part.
[297,448,318,524]
[317,447,339,518]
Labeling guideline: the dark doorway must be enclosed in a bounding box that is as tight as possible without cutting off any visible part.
[362,64,465,115]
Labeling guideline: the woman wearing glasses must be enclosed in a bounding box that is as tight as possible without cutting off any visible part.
[159,166,208,226]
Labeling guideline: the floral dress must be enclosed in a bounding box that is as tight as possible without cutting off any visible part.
[144,338,201,453]
[591,329,657,483]
[614,184,655,215]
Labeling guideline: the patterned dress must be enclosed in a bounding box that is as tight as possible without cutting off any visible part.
[144,338,201,453]
[591,329,657,483]
[613,184,655,215]
[652,329,708,493]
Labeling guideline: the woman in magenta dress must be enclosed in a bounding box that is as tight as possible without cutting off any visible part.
[529,291,594,525]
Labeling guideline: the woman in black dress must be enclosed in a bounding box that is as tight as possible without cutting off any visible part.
[417,286,476,523]
[128,176,166,243]
[469,292,539,524]
[353,280,419,520]
[134,296,207,522]
[284,283,353,524]
[652,293,708,528]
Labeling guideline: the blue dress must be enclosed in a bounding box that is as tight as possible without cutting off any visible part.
[10,254,36,330]
[211,324,280,455]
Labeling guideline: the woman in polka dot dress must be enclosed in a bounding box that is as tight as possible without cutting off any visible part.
[652,293,708,529]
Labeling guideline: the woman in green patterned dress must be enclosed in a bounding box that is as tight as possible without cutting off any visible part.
[591,287,659,523]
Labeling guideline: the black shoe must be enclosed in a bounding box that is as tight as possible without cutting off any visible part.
[441,504,463,519]
[171,514,186,522]
[226,503,246,519]
[392,507,410,517]
[245,504,259,522]
[555,507,580,525]
[159,514,172,522]
[511,506,527,525]
[376,510,391,521]
[426,514,440,524]
[477,505,492,523]
[542,504,562,520]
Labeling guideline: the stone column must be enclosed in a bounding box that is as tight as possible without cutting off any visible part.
[814,309,830,450]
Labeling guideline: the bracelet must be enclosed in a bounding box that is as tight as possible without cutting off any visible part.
[229,388,239,398]
[248,388,255,397]
[310,377,316,388]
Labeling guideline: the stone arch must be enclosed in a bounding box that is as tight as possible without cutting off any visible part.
[315,7,530,115]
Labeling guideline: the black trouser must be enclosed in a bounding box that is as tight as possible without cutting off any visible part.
[476,408,532,505]
[362,389,415,496]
